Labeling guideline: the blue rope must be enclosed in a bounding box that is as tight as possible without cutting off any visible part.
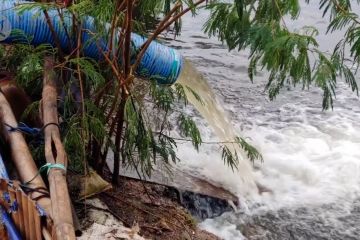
[4,122,41,136]
[4,122,60,145]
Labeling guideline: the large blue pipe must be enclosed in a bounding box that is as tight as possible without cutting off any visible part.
[0,0,183,84]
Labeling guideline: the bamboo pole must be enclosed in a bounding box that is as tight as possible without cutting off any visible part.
[42,56,75,239]
[0,92,52,217]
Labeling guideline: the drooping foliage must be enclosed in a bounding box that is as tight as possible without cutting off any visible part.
[1,0,359,184]
[204,0,360,110]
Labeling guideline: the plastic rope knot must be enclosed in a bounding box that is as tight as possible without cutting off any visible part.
[24,163,66,185]
[39,163,66,175]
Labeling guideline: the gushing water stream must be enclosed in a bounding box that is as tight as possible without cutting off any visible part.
[177,60,257,196]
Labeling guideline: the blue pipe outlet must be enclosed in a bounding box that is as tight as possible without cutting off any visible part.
[0,0,183,84]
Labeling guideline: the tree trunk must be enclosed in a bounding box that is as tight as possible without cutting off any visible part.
[112,89,128,185]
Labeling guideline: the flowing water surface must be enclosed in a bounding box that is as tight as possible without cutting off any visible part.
[168,2,360,239]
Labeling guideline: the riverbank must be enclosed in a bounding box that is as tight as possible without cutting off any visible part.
[74,169,221,240]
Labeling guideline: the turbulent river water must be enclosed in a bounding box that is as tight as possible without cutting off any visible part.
[167,2,360,240]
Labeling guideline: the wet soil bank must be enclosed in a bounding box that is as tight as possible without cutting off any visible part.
[74,170,223,240]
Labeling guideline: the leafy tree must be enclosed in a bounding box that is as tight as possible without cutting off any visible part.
[205,0,359,109]
[1,0,359,186]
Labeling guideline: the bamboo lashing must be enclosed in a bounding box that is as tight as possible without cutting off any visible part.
[0,91,52,217]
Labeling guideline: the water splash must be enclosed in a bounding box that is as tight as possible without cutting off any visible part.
[176,60,257,197]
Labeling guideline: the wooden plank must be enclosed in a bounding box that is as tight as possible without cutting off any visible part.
[34,211,42,240]
[21,193,29,240]
[28,199,36,240]
[0,225,8,240]
[15,189,24,238]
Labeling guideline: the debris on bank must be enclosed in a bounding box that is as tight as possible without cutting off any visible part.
[101,170,223,239]
[78,198,144,240]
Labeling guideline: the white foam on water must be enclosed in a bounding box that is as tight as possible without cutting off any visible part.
[199,218,246,240]
[250,118,360,208]
[176,91,360,204]
[200,83,360,238]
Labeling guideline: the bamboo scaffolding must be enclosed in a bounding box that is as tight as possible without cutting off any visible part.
[0,91,52,217]
[42,56,75,239]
